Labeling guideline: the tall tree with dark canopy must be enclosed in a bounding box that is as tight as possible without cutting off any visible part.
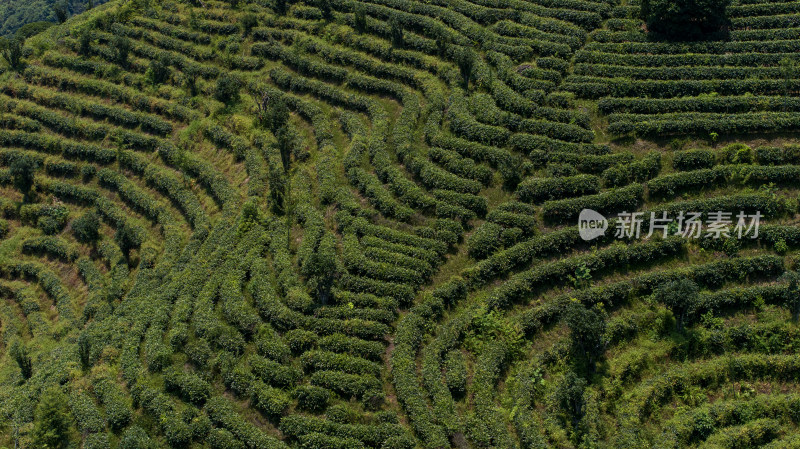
[9,153,37,202]
[641,0,731,41]
[0,37,24,71]
[53,1,68,23]
[563,301,607,375]
[654,279,699,332]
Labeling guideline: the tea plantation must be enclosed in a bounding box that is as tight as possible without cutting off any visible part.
[0,0,799,447]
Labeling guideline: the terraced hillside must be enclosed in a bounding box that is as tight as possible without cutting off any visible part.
[0,0,799,447]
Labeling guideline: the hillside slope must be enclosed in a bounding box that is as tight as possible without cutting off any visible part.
[0,0,111,37]
[1,0,799,447]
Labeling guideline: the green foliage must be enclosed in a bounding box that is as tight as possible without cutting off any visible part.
[0,0,110,36]
[455,47,476,89]
[118,425,153,449]
[53,1,68,23]
[3,0,800,447]
[10,339,32,379]
[781,271,800,322]
[564,301,606,373]
[215,74,242,104]
[241,13,258,36]
[641,0,731,41]
[354,6,367,33]
[72,210,100,244]
[32,386,73,449]
[443,350,467,396]
[114,223,144,259]
[294,385,330,412]
[389,18,403,48]
[275,0,287,16]
[551,371,587,431]
[111,34,130,67]
[15,21,53,40]
[653,278,700,332]
[9,152,37,201]
[146,55,171,85]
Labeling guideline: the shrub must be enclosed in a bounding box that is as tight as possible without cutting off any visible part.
[94,380,132,430]
[164,368,211,405]
[467,223,503,260]
[205,396,285,449]
[251,382,290,418]
[542,184,644,224]
[85,433,111,449]
[673,149,715,171]
[294,385,331,412]
[118,426,153,449]
[208,429,245,449]
[111,34,130,66]
[285,329,318,354]
[444,350,467,396]
[517,174,600,203]
[720,143,753,164]
[115,223,144,258]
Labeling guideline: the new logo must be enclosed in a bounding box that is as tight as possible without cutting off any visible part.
[578,209,607,241]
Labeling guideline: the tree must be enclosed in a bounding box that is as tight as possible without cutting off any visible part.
[653,279,699,332]
[10,339,32,379]
[115,223,143,259]
[78,332,91,370]
[215,74,241,104]
[302,232,339,304]
[390,19,403,48]
[455,47,475,90]
[147,55,171,85]
[72,210,100,244]
[9,153,37,202]
[275,0,287,16]
[354,6,367,33]
[319,0,332,20]
[112,34,131,67]
[77,24,94,56]
[253,90,289,134]
[183,64,199,96]
[640,0,731,41]
[0,37,24,72]
[498,154,526,189]
[552,371,587,431]
[241,13,258,36]
[563,300,606,375]
[780,57,798,97]
[53,1,69,24]
[782,271,800,322]
[32,386,73,449]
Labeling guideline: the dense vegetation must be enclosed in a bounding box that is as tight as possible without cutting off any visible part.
[0,0,110,37]
[0,0,798,447]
